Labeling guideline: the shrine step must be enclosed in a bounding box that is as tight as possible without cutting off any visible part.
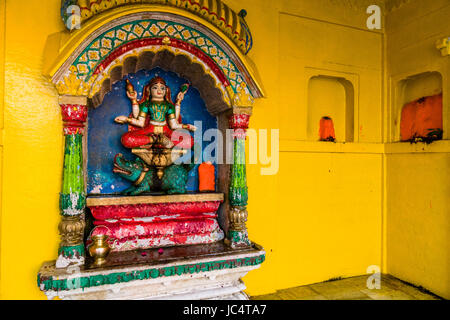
[37,242,265,300]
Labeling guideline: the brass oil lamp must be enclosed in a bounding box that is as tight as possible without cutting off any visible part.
[88,234,111,267]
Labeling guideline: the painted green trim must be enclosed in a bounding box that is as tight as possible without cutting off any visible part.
[58,244,85,259]
[38,254,265,292]
[230,137,248,206]
[60,193,86,211]
[229,230,251,247]
[229,186,248,207]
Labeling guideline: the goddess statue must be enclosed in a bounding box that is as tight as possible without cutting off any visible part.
[115,76,197,150]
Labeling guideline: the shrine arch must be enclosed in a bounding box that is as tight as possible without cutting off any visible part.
[44,6,265,107]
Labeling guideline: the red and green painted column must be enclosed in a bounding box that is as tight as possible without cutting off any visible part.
[228,111,251,248]
[56,97,88,268]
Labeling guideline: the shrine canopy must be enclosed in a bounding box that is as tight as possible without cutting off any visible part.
[44,0,265,112]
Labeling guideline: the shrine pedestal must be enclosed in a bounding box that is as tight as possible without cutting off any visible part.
[37,242,265,300]
[39,194,265,300]
[87,194,226,251]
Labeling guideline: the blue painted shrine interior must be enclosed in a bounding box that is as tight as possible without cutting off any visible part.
[87,68,218,195]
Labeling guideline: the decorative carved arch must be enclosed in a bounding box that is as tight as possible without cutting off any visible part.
[45,7,265,109]
[90,46,232,115]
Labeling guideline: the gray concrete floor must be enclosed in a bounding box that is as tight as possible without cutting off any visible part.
[251,274,443,300]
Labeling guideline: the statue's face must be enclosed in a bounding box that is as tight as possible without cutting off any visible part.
[151,82,166,101]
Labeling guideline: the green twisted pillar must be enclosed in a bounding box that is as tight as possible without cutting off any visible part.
[229,137,248,206]
[56,97,88,269]
[227,111,251,248]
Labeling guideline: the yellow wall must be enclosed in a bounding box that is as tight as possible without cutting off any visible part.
[0,0,4,297]
[386,152,450,299]
[238,0,385,295]
[0,0,448,300]
[0,0,63,299]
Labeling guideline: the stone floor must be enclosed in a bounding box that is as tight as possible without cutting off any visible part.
[251,274,443,300]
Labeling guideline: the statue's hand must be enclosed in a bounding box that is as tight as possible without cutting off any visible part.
[115,116,129,124]
[127,91,138,102]
[188,124,197,132]
[176,92,185,104]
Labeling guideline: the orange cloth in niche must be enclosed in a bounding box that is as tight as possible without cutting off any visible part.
[400,93,443,141]
[319,117,336,141]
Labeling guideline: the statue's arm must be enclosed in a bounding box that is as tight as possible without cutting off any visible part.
[168,115,182,130]
[175,103,181,122]
[128,115,146,128]
[115,108,146,128]
[127,90,139,118]
[128,102,147,127]
[132,102,140,119]
[175,90,187,121]
[167,114,197,132]
[167,104,182,130]
[115,85,146,126]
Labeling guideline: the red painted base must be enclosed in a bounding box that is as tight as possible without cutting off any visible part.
[90,201,221,220]
[88,200,224,251]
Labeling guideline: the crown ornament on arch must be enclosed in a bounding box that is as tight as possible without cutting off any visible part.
[56,65,98,96]
[436,37,450,57]
[61,0,254,55]
[232,82,254,107]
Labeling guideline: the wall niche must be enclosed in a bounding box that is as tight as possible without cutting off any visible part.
[396,71,443,142]
[307,75,355,142]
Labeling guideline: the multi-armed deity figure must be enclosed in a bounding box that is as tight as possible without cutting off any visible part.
[115,76,197,150]
[113,76,199,195]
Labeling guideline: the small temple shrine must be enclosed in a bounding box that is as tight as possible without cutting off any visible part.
[36,0,265,300]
